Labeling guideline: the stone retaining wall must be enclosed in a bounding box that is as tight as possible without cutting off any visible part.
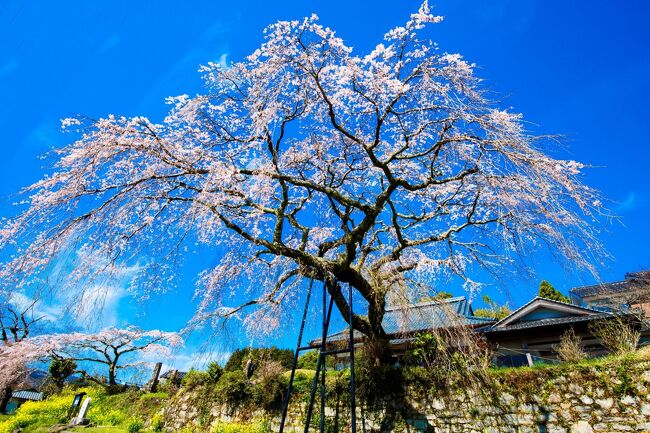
[162,362,650,433]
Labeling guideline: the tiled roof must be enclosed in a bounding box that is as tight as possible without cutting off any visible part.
[570,270,650,298]
[311,296,494,346]
[477,296,620,334]
[492,296,600,328]
[160,370,187,380]
[570,281,629,298]
[478,312,614,334]
[11,390,43,401]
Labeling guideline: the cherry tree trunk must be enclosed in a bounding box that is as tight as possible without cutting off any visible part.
[0,386,12,414]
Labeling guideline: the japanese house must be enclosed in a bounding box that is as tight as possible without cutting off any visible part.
[4,389,43,414]
[478,297,643,367]
[312,287,648,368]
[570,270,650,315]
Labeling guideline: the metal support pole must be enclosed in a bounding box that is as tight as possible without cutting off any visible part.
[283,278,356,433]
[320,281,326,433]
[279,278,314,433]
[304,292,334,433]
[348,282,357,433]
[304,351,323,433]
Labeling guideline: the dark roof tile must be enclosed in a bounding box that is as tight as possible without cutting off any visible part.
[11,390,43,401]
[570,270,650,298]
[570,281,629,297]
[311,296,494,346]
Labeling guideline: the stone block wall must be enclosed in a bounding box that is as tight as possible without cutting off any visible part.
[162,361,650,433]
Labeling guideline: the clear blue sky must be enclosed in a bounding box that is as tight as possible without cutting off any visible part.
[1,1,649,366]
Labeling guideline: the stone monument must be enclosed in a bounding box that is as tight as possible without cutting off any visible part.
[244,358,256,379]
[147,362,163,392]
[70,396,91,426]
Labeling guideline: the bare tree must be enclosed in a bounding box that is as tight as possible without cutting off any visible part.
[0,3,604,364]
[0,298,45,345]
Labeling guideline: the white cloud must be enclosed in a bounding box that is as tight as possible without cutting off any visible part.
[74,283,128,328]
[23,120,63,151]
[158,349,230,373]
[6,276,134,332]
[617,191,645,213]
[40,245,145,331]
[5,292,64,324]
[67,260,143,329]
[216,53,228,69]
[137,21,230,112]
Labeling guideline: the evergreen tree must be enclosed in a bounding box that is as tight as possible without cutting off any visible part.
[473,295,511,320]
[538,280,569,303]
[48,358,77,389]
[206,361,223,383]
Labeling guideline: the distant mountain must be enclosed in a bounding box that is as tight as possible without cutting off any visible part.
[27,369,48,388]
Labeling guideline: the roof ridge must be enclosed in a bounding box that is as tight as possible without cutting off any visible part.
[481,311,619,333]
[493,296,606,328]
[492,296,539,327]
[385,296,466,312]
[571,270,650,294]
[570,279,627,293]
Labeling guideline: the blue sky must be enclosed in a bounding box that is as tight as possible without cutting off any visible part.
[1,1,649,369]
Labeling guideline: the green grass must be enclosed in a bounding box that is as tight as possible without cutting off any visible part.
[281,368,316,379]
[0,386,169,433]
[70,427,128,433]
[2,348,646,433]
[489,349,648,377]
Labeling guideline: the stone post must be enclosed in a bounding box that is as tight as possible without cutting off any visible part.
[148,362,163,392]
[70,396,91,426]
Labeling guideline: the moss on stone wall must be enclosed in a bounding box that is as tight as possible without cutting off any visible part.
[161,351,650,433]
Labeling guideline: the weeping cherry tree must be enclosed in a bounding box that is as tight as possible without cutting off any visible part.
[0,2,604,363]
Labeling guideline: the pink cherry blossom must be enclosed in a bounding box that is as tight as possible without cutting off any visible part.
[0,3,605,353]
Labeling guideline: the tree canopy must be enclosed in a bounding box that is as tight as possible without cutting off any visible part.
[538,280,569,303]
[51,326,182,387]
[473,295,511,320]
[48,357,77,389]
[0,326,181,396]
[0,2,603,361]
[224,347,293,372]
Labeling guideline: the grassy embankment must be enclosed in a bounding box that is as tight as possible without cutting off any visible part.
[2,347,648,433]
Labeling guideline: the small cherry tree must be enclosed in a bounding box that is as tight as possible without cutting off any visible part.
[0,2,604,363]
[52,327,182,388]
[0,327,180,405]
[0,299,48,411]
[0,335,65,411]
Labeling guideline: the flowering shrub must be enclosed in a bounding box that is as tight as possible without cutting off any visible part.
[127,418,144,433]
[151,414,165,432]
[0,412,33,433]
[182,370,211,389]
[214,371,253,407]
[212,419,271,433]
[0,388,95,433]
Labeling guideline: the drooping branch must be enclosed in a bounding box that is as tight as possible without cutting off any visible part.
[0,2,606,360]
